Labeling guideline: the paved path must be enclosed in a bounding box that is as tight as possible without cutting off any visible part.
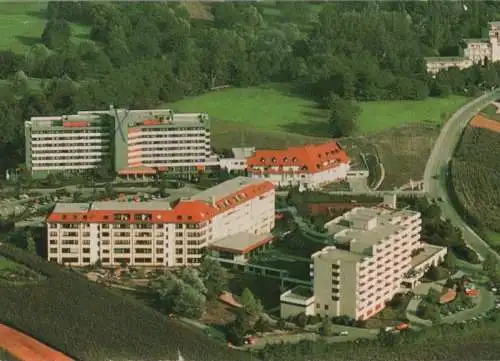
[424,89,500,261]
[0,324,74,361]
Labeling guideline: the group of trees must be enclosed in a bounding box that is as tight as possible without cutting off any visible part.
[2,1,500,174]
[151,258,228,319]
[400,196,480,264]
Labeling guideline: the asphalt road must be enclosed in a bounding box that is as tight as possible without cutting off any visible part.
[423,89,500,261]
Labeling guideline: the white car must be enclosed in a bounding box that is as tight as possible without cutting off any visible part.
[340,331,349,336]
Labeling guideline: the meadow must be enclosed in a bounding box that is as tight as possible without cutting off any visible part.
[169,85,467,136]
[0,3,91,53]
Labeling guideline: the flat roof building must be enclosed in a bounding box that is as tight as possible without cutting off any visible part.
[25,106,217,178]
[280,196,447,321]
[46,177,275,268]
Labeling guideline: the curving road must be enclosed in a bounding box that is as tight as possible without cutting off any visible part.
[423,89,500,260]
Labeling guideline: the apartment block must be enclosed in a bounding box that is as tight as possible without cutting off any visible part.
[246,141,350,190]
[280,195,447,321]
[46,177,275,268]
[25,106,218,178]
[426,21,500,75]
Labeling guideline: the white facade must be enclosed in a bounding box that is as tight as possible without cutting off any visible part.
[25,108,215,177]
[247,142,351,190]
[308,202,430,321]
[25,114,111,173]
[46,177,275,268]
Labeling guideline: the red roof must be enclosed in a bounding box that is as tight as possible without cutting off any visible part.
[47,180,274,224]
[247,141,350,175]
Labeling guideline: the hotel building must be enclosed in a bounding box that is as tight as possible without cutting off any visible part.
[280,195,447,321]
[25,106,218,178]
[46,177,275,267]
[426,21,500,75]
[246,141,350,190]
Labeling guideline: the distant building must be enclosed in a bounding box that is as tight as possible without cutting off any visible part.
[426,21,500,75]
[246,141,350,190]
[46,177,275,268]
[219,147,255,173]
[25,106,218,178]
[280,195,447,321]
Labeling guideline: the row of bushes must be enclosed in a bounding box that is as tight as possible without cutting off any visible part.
[0,244,253,361]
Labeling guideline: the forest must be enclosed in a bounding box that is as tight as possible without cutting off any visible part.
[2,1,500,173]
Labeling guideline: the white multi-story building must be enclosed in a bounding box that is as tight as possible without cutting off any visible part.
[426,21,500,75]
[25,106,218,178]
[46,177,275,268]
[246,141,350,190]
[280,195,447,321]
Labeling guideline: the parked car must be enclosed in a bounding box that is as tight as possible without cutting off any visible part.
[340,331,349,336]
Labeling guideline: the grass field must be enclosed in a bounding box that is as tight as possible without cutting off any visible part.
[0,255,19,270]
[169,85,468,136]
[0,3,91,53]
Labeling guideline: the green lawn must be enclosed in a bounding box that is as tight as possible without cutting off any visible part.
[358,95,468,133]
[0,2,91,53]
[168,85,468,139]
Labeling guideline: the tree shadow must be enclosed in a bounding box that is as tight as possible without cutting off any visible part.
[15,36,40,48]
[281,120,330,138]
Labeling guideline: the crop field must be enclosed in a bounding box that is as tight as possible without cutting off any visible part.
[0,245,253,361]
[0,3,91,53]
[470,113,500,133]
[450,126,500,250]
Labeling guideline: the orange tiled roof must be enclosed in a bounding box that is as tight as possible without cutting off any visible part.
[247,141,350,174]
[46,180,274,224]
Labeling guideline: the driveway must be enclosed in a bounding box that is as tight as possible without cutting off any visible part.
[442,286,495,324]
[423,89,500,261]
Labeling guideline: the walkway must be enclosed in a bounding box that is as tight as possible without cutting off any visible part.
[0,324,74,361]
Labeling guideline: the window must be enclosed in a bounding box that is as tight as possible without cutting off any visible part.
[331,296,340,301]
[331,288,339,294]
[83,258,90,263]
[324,304,329,311]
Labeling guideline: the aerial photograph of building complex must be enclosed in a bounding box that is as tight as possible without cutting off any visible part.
[1,1,500,361]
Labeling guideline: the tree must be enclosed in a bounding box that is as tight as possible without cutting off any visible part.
[226,309,249,346]
[179,267,207,295]
[294,312,308,328]
[26,231,36,254]
[239,288,263,316]
[319,317,335,336]
[326,93,360,137]
[483,253,498,274]
[41,19,72,49]
[199,258,228,300]
[424,265,440,281]
[0,51,22,78]
[173,283,206,319]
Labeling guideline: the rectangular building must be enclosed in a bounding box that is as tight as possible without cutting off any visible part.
[246,141,350,190]
[310,204,423,320]
[46,177,275,268]
[25,106,217,178]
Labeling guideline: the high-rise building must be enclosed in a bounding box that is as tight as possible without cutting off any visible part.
[46,177,275,268]
[25,106,218,178]
[280,196,447,321]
